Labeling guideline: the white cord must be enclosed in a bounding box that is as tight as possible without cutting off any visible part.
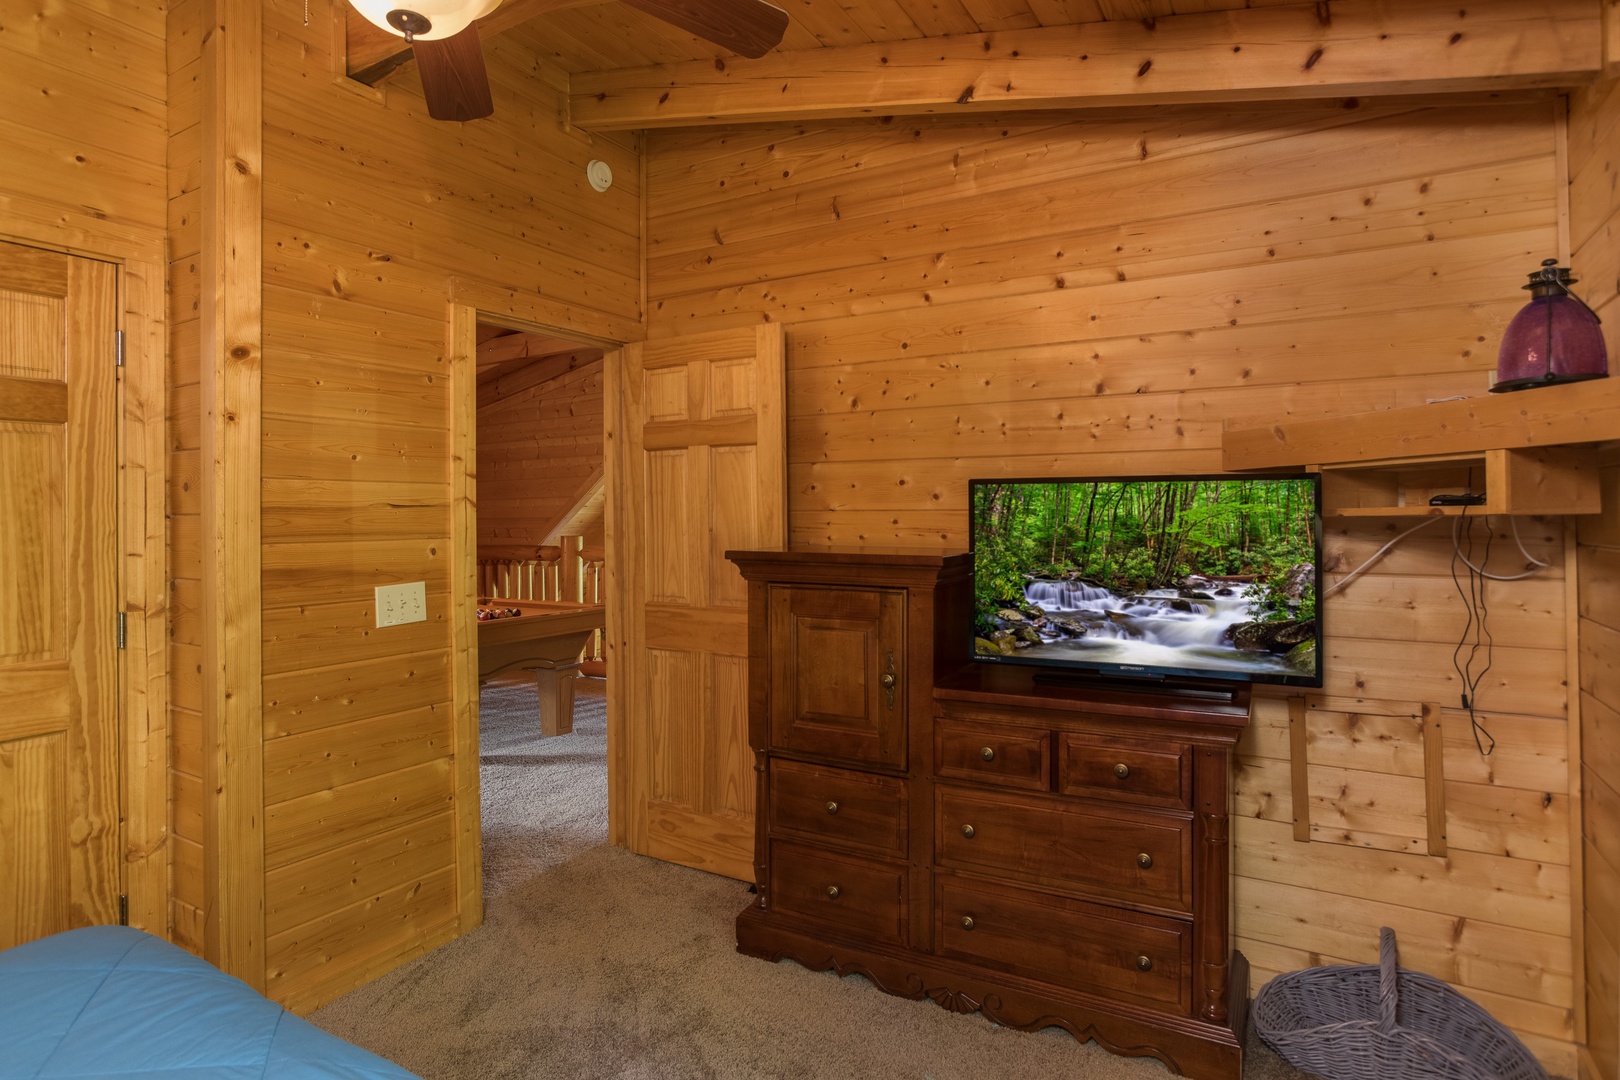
[1450,515,1549,581]
[1511,516,1550,568]
[1320,513,1551,598]
[1321,516,1444,597]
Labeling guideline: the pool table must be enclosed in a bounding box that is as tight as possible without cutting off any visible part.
[477,598,605,736]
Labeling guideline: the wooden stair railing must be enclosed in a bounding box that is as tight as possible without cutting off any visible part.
[578,545,605,666]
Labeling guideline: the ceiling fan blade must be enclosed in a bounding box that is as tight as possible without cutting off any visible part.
[413,23,495,122]
[619,0,789,59]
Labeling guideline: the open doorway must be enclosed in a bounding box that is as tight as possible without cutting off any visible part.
[471,320,609,898]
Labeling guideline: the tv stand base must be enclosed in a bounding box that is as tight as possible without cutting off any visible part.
[737,909,1248,1080]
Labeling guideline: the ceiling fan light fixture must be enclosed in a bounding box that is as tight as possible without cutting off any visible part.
[349,0,502,42]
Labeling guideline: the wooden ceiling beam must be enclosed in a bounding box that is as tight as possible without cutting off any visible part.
[477,352,604,411]
[569,0,1601,129]
[345,0,599,84]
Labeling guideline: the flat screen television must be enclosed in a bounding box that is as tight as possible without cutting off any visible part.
[969,475,1323,689]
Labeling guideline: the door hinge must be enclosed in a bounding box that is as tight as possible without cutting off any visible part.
[118,895,128,926]
[115,329,125,368]
[116,611,127,650]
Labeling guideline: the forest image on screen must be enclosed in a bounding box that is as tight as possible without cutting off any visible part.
[972,478,1319,684]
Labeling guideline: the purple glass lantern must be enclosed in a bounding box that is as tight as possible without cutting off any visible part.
[1492,258,1608,392]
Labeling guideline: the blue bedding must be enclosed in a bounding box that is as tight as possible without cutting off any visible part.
[0,926,420,1079]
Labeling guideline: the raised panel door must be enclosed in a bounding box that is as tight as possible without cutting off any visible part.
[608,324,786,880]
[0,242,120,947]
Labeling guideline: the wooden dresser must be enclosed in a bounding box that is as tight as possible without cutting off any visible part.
[727,549,1251,1080]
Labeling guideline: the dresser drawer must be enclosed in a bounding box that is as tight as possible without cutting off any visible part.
[937,786,1192,913]
[770,759,907,857]
[936,874,1191,1014]
[936,718,1050,792]
[1058,733,1191,809]
[768,840,907,945]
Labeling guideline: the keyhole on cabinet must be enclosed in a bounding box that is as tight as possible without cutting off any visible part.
[880,650,897,708]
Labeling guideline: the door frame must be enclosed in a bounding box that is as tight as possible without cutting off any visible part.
[446,295,638,929]
[0,203,169,940]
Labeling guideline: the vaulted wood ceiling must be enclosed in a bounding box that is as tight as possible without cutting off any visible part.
[504,0,1300,72]
[352,0,1297,79]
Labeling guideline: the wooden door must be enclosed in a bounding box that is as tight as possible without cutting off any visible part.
[0,242,121,947]
[607,324,785,881]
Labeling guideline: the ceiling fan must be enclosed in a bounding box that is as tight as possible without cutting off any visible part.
[349,0,790,122]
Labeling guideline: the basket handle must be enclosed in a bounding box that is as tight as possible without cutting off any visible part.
[1377,926,1399,1033]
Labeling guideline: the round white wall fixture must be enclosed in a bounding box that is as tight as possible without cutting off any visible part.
[586,160,613,193]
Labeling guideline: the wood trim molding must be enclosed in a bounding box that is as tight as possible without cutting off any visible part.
[1420,703,1447,858]
[199,0,266,990]
[570,0,1601,130]
[450,303,483,935]
[754,323,787,552]
[1567,523,1588,1046]
[603,342,632,851]
[450,278,645,347]
[1286,696,1310,843]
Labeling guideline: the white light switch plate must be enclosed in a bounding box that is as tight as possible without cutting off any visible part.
[375,581,427,628]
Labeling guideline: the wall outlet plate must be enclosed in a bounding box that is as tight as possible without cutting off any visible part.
[375,581,427,628]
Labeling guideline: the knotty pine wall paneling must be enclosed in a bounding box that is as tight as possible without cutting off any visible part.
[1571,75,1620,1080]
[477,359,605,547]
[257,0,640,1012]
[645,98,1579,1069]
[0,0,170,941]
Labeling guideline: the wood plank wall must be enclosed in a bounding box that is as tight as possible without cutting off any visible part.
[167,0,207,957]
[478,359,605,548]
[0,0,166,231]
[1571,76,1620,1080]
[645,98,1579,1067]
[255,0,639,1012]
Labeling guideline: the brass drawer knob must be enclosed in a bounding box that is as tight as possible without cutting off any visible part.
[1136,955,1153,972]
[1137,852,1153,870]
[1113,762,1131,779]
[960,824,976,839]
[826,800,839,815]
[826,885,841,899]
[880,673,896,689]
[980,746,995,762]
[960,915,975,931]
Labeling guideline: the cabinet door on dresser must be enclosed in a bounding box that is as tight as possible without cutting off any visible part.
[767,584,907,767]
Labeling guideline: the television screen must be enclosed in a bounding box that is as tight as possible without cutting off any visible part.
[970,476,1323,688]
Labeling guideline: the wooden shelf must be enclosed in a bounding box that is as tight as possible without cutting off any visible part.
[1222,377,1620,471]
[1318,447,1599,517]
[1222,381,1615,517]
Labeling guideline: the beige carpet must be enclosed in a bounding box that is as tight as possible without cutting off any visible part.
[312,677,1316,1080]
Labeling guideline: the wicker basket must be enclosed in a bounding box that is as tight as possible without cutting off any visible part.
[1252,927,1548,1080]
